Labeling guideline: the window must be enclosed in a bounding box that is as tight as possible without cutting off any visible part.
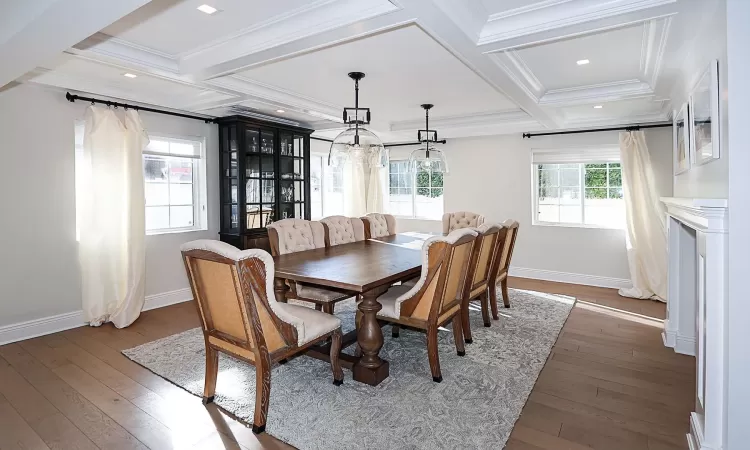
[143,136,207,233]
[310,154,344,219]
[386,160,444,219]
[532,147,624,228]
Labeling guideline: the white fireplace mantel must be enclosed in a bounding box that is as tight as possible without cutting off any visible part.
[660,197,728,450]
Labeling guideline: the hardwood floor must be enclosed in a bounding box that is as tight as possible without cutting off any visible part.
[0,278,694,449]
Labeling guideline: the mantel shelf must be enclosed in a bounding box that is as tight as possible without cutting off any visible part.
[661,197,728,233]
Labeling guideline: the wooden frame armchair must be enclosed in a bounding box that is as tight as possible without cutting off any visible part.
[181,240,344,434]
[490,220,520,312]
[461,222,505,343]
[361,213,397,239]
[373,228,478,382]
[267,219,353,314]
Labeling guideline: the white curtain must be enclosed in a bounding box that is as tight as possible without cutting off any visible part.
[366,166,385,213]
[342,161,385,216]
[618,131,667,301]
[78,106,149,327]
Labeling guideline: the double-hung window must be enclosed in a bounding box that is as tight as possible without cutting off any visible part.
[143,135,207,234]
[532,147,624,229]
[385,160,444,219]
[310,154,344,219]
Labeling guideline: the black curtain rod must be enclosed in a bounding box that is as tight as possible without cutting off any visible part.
[66,92,216,123]
[311,136,333,143]
[523,122,671,139]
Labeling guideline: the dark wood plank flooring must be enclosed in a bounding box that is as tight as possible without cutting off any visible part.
[0,278,694,449]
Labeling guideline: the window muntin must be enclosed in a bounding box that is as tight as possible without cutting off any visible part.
[386,160,443,220]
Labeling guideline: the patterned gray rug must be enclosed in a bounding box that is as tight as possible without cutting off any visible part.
[123,288,574,449]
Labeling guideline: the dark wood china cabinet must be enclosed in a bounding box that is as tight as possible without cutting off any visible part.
[216,115,312,250]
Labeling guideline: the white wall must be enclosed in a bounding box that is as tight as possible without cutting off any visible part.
[0,83,219,328]
[391,127,673,283]
[670,0,728,199]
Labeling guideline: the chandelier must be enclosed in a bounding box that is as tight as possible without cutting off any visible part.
[328,72,387,169]
[408,104,448,174]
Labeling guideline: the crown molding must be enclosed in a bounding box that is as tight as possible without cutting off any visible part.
[539,79,655,106]
[179,0,401,76]
[71,32,179,74]
[429,0,488,42]
[390,109,532,132]
[489,51,544,102]
[561,110,670,129]
[478,0,676,46]
[640,17,672,87]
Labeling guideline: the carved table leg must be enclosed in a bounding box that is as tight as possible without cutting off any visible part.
[274,277,289,303]
[353,285,390,386]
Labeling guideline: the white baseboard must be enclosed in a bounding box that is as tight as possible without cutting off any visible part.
[662,326,696,356]
[0,288,194,346]
[509,266,632,290]
[688,411,721,450]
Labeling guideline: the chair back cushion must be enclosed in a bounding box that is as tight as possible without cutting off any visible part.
[469,223,503,295]
[442,211,485,233]
[267,219,325,255]
[394,228,478,321]
[321,216,365,246]
[363,213,396,238]
[180,240,302,354]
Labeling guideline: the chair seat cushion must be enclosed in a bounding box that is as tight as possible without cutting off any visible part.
[296,283,352,303]
[275,303,341,345]
[375,284,413,319]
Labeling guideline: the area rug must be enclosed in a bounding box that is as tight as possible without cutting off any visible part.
[123,288,574,449]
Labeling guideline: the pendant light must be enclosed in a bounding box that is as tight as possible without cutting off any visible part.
[328,72,387,168]
[408,104,448,173]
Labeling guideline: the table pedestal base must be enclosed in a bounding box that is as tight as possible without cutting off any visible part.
[353,360,390,386]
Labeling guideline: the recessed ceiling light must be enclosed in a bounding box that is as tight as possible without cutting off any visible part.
[593,105,603,109]
[276,109,285,113]
[197,4,218,14]
[577,59,590,65]
[123,73,137,78]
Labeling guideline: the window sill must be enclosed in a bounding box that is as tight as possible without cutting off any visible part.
[532,220,624,231]
[146,226,208,236]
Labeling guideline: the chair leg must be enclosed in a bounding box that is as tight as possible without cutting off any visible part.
[330,329,344,385]
[461,296,473,344]
[480,291,491,327]
[501,278,511,308]
[314,304,323,311]
[452,315,465,356]
[489,281,500,320]
[202,345,219,404]
[322,303,334,314]
[252,352,272,434]
[427,325,442,382]
[391,324,400,338]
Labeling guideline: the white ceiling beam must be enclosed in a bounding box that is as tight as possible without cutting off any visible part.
[0,0,153,89]
[478,1,678,53]
[180,0,407,79]
[398,0,559,129]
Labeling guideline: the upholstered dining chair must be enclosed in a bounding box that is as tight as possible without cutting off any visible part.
[442,211,485,234]
[361,213,397,239]
[267,219,353,314]
[373,228,478,382]
[180,239,343,434]
[461,222,505,344]
[489,220,520,314]
[320,215,366,246]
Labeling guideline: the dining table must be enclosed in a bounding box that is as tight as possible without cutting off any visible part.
[272,232,433,386]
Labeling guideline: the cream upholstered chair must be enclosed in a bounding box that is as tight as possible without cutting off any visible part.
[361,213,397,239]
[320,215,366,246]
[180,240,343,434]
[489,220,520,314]
[267,219,353,314]
[374,228,478,382]
[461,223,505,343]
[442,211,485,234]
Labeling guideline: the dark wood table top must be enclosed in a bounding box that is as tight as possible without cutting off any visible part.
[272,233,433,292]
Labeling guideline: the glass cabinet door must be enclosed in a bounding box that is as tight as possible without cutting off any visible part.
[279,133,306,220]
[221,125,239,231]
[245,127,276,230]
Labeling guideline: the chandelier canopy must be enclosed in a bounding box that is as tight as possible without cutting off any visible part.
[408,104,448,174]
[328,72,387,169]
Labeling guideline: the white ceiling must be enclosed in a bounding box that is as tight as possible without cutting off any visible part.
[1,0,722,139]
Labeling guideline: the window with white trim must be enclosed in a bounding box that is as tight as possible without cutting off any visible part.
[386,160,443,220]
[143,136,207,233]
[310,154,344,219]
[532,147,624,229]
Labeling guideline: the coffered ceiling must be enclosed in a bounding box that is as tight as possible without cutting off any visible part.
[0,0,721,140]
